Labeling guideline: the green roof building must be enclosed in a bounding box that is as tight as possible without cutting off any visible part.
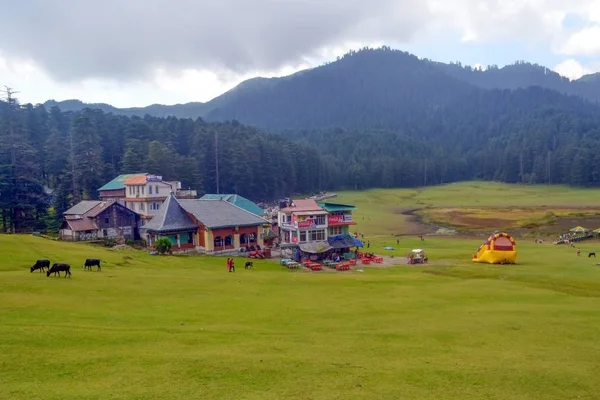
[199,194,264,216]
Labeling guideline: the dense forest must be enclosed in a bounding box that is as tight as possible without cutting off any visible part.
[5,47,600,233]
[0,95,324,233]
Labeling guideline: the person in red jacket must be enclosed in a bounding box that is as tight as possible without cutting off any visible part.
[226,258,231,272]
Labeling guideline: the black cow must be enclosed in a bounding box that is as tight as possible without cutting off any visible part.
[245,261,254,269]
[83,259,101,271]
[47,263,71,277]
[31,259,50,273]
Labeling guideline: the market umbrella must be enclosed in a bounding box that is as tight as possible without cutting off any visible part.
[569,226,589,233]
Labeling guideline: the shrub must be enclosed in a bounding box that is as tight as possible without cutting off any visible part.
[103,238,117,248]
[125,239,135,246]
[154,237,172,255]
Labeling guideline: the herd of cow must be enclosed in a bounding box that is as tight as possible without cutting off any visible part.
[30,258,102,277]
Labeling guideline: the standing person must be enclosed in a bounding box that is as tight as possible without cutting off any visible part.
[396,238,399,245]
[227,258,231,272]
[577,248,581,257]
[367,241,370,249]
[230,258,236,272]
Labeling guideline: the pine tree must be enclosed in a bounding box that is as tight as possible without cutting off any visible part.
[70,109,104,201]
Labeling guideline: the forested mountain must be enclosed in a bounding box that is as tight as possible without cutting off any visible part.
[44,47,600,120]
[44,99,209,119]
[430,60,600,102]
[6,46,600,233]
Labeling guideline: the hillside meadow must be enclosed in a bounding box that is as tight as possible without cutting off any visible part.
[335,181,600,236]
[2,230,600,399]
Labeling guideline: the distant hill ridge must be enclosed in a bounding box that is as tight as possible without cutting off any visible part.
[43,47,600,128]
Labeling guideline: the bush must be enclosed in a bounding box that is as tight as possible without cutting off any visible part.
[103,238,117,248]
[154,237,172,255]
[125,239,135,246]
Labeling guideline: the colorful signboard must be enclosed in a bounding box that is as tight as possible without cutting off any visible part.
[297,219,316,229]
[328,214,352,224]
[328,215,344,224]
[147,175,163,182]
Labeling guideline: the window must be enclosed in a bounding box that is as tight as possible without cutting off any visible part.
[240,233,249,244]
[225,235,233,246]
[136,186,140,195]
[104,216,110,224]
[309,229,325,241]
[329,226,342,235]
[187,234,193,244]
[316,215,326,225]
[214,236,223,248]
[141,186,145,195]
[149,186,153,195]
[249,233,256,242]
[155,185,159,194]
[140,203,145,211]
[299,231,307,242]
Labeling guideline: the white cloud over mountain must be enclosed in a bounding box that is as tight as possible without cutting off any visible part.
[0,0,599,105]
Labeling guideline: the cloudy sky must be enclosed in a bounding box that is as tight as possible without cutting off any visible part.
[1,0,599,107]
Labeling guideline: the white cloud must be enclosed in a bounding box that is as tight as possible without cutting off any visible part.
[557,25,600,56]
[554,58,600,79]
[3,0,600,106]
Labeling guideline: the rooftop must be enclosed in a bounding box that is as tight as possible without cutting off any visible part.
[318,202,357,212]
[98,173,148,191]
[124,175,148,185]
[64,200,103,216]
[280,199,324,213]
[200,194,264,216]
[63,218,98,232]
[144,194,198,233]
[179,199,269,228]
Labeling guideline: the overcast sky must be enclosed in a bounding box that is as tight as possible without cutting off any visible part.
[1,0,600,107]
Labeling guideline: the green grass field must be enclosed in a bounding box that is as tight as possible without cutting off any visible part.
[3,233,600,399]
[335,182,600,236]
[4,182,600,399]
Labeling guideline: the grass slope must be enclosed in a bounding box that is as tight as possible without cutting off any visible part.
[2,235,600,399]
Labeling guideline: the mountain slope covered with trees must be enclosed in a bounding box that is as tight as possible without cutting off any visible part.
[44,47,600,120]
[5,47,600,233]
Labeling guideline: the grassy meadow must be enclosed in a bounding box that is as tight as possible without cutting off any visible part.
[335,181,600,236]
[4,182,600,399]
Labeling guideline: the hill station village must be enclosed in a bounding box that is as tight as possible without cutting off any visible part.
[57,173,383,266]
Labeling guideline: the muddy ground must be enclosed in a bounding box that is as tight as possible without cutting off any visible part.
[397,208,600,238]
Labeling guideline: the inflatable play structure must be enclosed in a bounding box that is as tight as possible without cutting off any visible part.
[472,232,517,264]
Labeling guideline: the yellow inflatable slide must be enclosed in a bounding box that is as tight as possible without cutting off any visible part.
[472,232,517,264]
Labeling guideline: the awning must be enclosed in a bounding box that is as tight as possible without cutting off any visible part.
[569,226,589,233]
[298,241,332,254]
[328,234,357,249]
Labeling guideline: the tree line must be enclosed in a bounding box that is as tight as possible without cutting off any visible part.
[0,94,323,233]
[4,66,600,234]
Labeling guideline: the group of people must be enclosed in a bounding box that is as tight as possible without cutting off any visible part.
[226,258,236,272]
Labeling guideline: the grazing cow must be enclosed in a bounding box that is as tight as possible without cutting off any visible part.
[30,259,50,273]
[47,263,71,278]
[245,261,254,269]
[589,252,596,258]
[83,258,101,271]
